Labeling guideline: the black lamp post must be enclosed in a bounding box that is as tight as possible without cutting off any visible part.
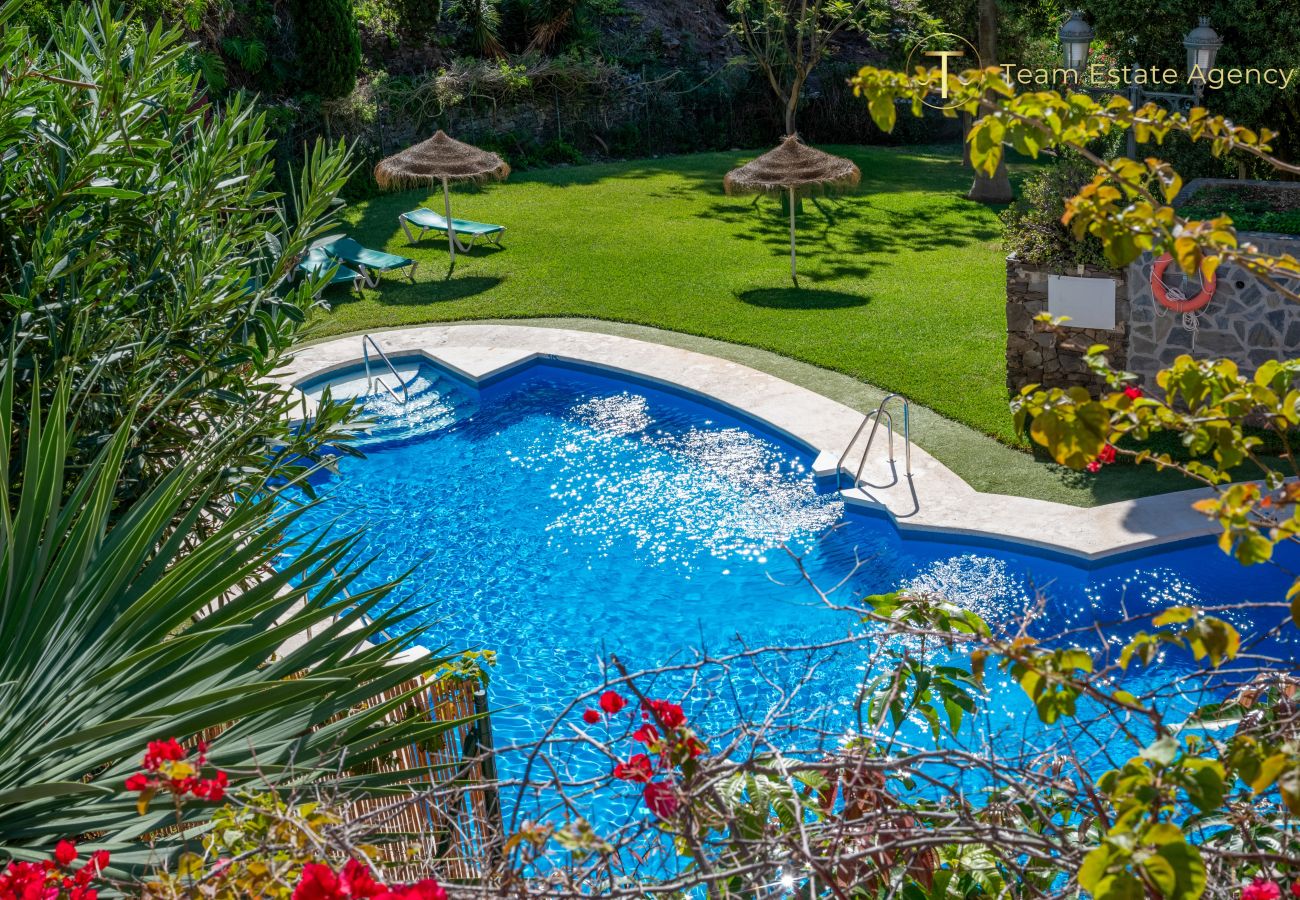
[1058,12,1222,156]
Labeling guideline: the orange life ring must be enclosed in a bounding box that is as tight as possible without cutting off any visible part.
[1151,253,1216,313]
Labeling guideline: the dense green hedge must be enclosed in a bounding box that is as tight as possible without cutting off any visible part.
[1000,154,1110,269]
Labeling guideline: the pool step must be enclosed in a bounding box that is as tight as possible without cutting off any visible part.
[355,369,479,446]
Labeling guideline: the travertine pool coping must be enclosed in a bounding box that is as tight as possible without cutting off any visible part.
[280,324,1219,562]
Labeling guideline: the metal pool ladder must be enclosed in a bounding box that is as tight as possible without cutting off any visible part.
[362,334,409,405]
[836,393,912,491]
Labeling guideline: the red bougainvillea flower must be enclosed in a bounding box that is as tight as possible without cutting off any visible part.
[191,771,229,802]
[1244,879,1282,900]
[642,699,685,729]
[599,691,627,714]
[1086,443,1118,473]
[614,753,655,783]
[291,861,445,900]
[682,735,707,758]
[0,842,109,900]
[632,724,660,745]
[375,881,447,900]
[1124,385,1143,399]
[0,860,54,899]
[582,708,601,725]
[143,738,186,770]
[126,737,229,807]
[643,781,680,819]
[293,863,342,900]
[1290,881,1300,899]
[339,859,386,898]
[54,840,77,867]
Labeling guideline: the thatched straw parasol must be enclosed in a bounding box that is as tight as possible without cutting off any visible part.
[724,135,860,286]
[374,130,511,273]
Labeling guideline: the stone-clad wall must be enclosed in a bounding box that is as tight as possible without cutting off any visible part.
[1127,233,1300,386]
[1006,256,1129,395]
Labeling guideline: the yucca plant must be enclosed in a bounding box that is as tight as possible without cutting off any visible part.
[523,0,579,53]
[449,0,504,56]
[0,371,463,866]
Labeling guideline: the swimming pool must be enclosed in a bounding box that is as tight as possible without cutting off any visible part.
[286,359,1297,824]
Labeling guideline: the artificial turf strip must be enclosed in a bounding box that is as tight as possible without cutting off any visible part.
[317,143,1026,442]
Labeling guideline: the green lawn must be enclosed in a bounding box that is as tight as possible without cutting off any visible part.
[320,144,1020,441]
[309,144,1209,506]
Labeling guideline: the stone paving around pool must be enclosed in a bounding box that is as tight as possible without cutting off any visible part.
[281,324,1219,561]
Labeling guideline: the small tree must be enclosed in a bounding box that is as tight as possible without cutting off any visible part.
[966,0,1013,203]
[727,0,881,136]
[292,0,360,99]
[843,60,1300,896]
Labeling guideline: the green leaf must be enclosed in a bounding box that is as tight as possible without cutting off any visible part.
[72,185,145,200]
[1140,735,1179,767]
[1145,826,1206,900]
[0,782,116,805]
[1153,606,1194,626]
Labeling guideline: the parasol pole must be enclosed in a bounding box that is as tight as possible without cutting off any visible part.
[788,185,798,287]
[442,176,457,277]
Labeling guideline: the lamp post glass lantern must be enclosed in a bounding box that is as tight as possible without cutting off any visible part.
[1184,15,1223,88]
[1059,10,1094,73]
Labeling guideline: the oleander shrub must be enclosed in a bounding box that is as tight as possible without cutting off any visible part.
[0,0,361,514]
[0,0,463,863]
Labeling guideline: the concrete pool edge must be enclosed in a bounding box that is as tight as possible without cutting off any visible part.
[279,323,1219,562]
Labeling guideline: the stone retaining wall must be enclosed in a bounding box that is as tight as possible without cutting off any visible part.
[1008,179,1300,395]
[1006,255,1129,395]
[1127,235,1300,385]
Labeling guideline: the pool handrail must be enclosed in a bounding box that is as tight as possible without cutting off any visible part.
[837,393,912,490]
[362,333,409,405]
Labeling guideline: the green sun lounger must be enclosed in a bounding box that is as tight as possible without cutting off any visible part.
[398,208,506,251]
[320,236,417,287]
[297,247,363,295]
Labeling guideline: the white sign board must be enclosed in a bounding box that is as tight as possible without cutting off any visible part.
[1047,274,1117,330]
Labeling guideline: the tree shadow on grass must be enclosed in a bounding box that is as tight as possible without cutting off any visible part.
[328,275,505,308]
[736,287,870,309]
[704,192,1003,283]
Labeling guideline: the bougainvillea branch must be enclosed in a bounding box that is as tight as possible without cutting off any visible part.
[849,65,1300,299]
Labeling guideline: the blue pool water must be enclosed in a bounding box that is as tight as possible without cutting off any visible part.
[285,360,1298,825]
